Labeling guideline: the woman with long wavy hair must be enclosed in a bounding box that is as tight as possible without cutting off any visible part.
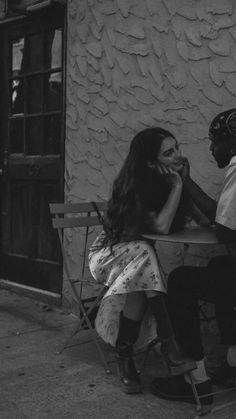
[89,127,197,394]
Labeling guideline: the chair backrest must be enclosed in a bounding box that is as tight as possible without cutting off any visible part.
[49,201,107,229]
[49,201,107,282]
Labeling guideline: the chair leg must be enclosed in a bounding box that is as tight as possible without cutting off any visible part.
[55,299,96,355]
[57,312,111,373]
[89,325,112,374]
[56,292,111,374]
[187,372,203,412]
[55,322,82,355]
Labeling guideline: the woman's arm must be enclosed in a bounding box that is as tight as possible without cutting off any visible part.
[181,159,217,222]
[149,185,183,234]
[147,166,183,235]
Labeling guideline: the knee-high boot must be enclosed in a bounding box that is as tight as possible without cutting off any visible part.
[116,311,142,394]
[148,294,196,376]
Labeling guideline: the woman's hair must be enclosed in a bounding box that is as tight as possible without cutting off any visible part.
[102,127,175,248]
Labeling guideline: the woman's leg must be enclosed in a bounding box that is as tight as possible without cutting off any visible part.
[123,291,147,320]
[116,291,147,394]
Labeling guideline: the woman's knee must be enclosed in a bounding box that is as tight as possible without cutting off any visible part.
[125,291,147,310]
[124,292,147,320]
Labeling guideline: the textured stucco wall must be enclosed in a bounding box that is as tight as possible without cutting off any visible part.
[64,0,236,302]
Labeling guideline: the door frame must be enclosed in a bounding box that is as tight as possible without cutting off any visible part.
[0,3,67,305]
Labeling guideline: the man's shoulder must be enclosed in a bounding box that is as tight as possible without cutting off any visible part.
[226,156,236,177]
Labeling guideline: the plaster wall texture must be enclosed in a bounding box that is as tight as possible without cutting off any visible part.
[64,0,236,302]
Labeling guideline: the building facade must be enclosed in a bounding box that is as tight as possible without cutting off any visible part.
[0,0,235,305]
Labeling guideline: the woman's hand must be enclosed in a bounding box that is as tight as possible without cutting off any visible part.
[151,163,183,234]
[157,163,183,189]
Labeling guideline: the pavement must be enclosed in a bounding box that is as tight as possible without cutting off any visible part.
[1,289,236,419]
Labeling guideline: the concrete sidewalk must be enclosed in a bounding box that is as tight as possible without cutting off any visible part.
[1,289,236,419]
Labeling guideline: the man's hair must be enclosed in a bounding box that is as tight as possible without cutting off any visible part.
[209,109,236,142]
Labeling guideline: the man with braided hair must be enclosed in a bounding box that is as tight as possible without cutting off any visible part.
[151,109,236,404]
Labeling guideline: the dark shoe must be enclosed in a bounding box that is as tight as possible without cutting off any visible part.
[210,360,236,388]
[161,338,197,376]
[116,355,141,394]
[150,375,213,405]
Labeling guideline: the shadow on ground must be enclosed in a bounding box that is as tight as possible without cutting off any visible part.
[1,290,236,419]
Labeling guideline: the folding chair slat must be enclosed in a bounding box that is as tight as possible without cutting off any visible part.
[52,216,102,229]
[49,201,107,214]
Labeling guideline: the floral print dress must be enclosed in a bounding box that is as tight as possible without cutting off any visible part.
[88,230,167,351]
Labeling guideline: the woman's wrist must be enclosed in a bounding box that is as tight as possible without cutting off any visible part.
[172,181,183,191]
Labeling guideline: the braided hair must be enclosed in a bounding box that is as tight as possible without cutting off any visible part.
[209,108,236,142]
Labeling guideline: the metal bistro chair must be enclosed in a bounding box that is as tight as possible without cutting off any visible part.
[49,201,111,373]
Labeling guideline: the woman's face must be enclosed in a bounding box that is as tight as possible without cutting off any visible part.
[157,137,183,172]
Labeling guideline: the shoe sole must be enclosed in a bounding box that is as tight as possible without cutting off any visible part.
[150,384,213,405]
[121,382,142,394]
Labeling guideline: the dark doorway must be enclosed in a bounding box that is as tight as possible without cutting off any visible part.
[0,5,66,297]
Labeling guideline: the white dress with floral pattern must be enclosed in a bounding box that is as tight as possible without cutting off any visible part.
[88,231,167,350]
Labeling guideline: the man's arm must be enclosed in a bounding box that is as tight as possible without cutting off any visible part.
[180,158,217,222]
[189,202,212,226]
[183,177,217,223]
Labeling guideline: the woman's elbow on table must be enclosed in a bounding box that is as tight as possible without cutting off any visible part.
[147,212,172,235]
[151,220,171,235]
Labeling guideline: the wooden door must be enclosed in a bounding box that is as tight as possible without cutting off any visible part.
[0,6,65,298]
